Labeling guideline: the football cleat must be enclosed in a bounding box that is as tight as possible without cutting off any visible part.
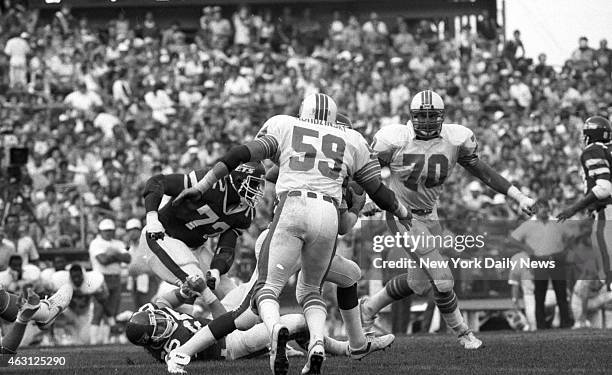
[458,330,483,349]
[301,340,325,375]
[36,285,73,329]
[270,324,290,375]
[166,350,190,374]
[359,296,377,335]
[348,333,395,360]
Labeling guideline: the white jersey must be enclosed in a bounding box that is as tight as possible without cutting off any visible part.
[257,115,378,203]
[372,122,478,210]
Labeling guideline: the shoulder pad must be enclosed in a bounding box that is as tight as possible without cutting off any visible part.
[440,123,474,146]
[373,124,413,151]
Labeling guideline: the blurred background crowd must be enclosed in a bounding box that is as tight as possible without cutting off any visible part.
[0,0,611,343]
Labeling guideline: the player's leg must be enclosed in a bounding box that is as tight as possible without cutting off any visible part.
[195,245,237,299]
[297,198,339,375]
[592,211,611,285]
[225,314,307,360]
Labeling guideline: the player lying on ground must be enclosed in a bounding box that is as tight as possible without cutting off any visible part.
[139,161,266,300]
[164,176,395,374]
[125,285,350,365]
[0,285,73,354]
[172,93,410,375]
[360,89,536,349]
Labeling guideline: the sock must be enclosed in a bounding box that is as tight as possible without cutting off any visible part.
[433,289,469,335]
[0,321,27,353]
[258,299,280,334]
[366,274,414,317]
[303,306,327,345]
[337,284,365,349]
[324,336,348,356]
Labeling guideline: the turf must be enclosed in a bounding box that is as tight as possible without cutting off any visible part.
[2,330,612,375]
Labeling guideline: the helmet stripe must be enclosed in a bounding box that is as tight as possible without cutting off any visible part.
[428,90,432,105]
[421,91,425,107]
[314,93,320,121]
[322,94,328,121]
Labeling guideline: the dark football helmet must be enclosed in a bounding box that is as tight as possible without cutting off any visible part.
[583,116,612,145]
[336,113,353,128]
[230,161,266,207]
[125,309,177,346]
[410,89,445,140]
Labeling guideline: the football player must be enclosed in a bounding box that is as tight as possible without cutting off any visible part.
[0,285,73,354]
[360,89,536,349]
[172,93,411,375]
[558,116,612,287]
[138,161,266,301]
[125,285,349,366]
[163,177,394,374]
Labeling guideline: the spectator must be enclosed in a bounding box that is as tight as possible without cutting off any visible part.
[362,12,388,56]
[508,250,536,331]
[510,204,575,329]
[232,5,252,47]
[4,213,38,266]
[144,82,176,124]
[0,255,40,294]
[594,39,612,74]
[3,31,29,88]
[88,219,130,342]
[209,6,232,49]
[503,29,525,66]
[0,228,17,271]
[124,218,158,308]
[64,81,103,115]
[570,36,595,72]
[296,8,321,53]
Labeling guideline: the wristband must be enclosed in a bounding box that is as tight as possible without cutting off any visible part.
[393,203,408,218]
[195,170,218,193]
[200,288,218,305]
[146,211,159,225]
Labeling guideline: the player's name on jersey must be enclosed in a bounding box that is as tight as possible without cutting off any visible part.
[372,257,556,271]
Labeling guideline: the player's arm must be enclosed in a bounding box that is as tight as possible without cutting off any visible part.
[458,147,535,215]
[142,173,191,239]
[207,229,239,290]
[338,181,367,235]
[354,158,411,225]
[558,148,612,221]
[173,136,279,205]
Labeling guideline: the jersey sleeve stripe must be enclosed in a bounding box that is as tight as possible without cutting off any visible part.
[585,158,609,167]
[253,135,279,159]
[189,171,198,186]
[354,160,382,185]
[588,167,610,177]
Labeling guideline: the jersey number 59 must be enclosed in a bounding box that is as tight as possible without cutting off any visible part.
[402,153,449,191]
[289,126,346,179]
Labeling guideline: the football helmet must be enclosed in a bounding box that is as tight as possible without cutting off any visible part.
[230,161,266,207]
[125,309,177,345]
[410,90,445,140]
[299,93,338,125]
[336,112,353,128]
[583,116,612,145]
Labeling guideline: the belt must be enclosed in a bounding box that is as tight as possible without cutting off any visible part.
[287,190,337,206]
[411,208,432,216]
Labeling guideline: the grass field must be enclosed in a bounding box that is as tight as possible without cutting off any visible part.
[3,330,612,375]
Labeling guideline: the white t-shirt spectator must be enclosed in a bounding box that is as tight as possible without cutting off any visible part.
[4,36,30,66]
[64,90,103,113]
[233,14,251,45]
[509,81,533,108]
[223,75,251,97]
[389,84,410,114]
[112,79,132,106]
[88,235,127,275]
[94,112,121,139]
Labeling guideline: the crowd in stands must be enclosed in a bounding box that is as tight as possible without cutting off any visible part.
[0,1,611,340]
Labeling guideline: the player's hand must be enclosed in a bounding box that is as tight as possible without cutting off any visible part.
[393,203,412,231]
[362,201,382,216]
[347,182,366,214]
[556,205,578,222]
[146,212,165,241]
[179,275,206,298]
[205,269,220,290]
[173,187,203,207]
[517,195,536,216]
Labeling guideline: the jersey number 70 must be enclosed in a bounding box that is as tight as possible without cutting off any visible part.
[402,153,449,191]
[289,126,346,179]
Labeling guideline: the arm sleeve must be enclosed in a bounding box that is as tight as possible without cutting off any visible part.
[210,229,239,275]
[461,158,512,195]
[457,131,479,167]
[143,173,192,212]
[582,146,612,199]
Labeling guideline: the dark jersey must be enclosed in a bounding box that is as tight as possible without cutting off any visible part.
[158,171,255,248]
[139,303,223,363]
[580,142,612,210]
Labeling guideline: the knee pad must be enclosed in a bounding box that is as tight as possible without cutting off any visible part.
[432,278,454,294]
[336,283,358,310]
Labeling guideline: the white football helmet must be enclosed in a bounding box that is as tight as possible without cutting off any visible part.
[410,90,445,139]
[299,93,337,125]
